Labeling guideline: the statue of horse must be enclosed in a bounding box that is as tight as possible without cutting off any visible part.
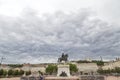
[58,53,68,62]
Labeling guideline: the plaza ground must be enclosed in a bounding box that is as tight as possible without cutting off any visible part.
[0,77,19,80]
[1,76,120,80]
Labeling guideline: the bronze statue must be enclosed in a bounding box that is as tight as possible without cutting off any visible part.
[58,53,68,63]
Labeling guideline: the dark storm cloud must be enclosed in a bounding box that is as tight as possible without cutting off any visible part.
[0,8,120,63]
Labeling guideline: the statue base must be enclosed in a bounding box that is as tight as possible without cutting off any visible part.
[57,64,70,77]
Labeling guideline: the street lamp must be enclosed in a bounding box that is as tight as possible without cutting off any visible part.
[0,57,5,68]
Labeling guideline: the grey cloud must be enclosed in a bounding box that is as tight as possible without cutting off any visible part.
[0,8,120,63]
[101,0,120,25]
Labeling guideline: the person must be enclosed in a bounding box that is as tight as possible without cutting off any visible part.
[39,74,44,80]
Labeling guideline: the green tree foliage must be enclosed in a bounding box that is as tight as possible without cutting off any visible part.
[19,70,24,75]
[76,60,104,66]
[3,70,7,77]
[38,70,43,75]
[8,69,13,76]
[92,60,104,66]
[97,69,111,74]
[77,60,91,63]
[46,65,57,75]
[69,64,78,74]
[13,70,19,76]
[0,69,4,75]
[0,69,25,77]
[25,70,31,76]
[0,69,7,77]
[7,64,23,68]
[115,67,120,73]
[97,67,120,74]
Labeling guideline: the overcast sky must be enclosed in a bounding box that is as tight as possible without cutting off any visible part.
[0,0,120,63]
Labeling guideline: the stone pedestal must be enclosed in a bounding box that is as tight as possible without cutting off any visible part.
[45,76,79,80]
[57,64,70,77]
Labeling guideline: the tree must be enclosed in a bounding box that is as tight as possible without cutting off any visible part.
[3,70,7,77]
[25,70,31,76]
[7,64,23,68]
[13,70,19,76]
[38,70,43,75]
[0,69,4,76]
[97,67,120,75]
[92,60,104,66]
[8,69,13,76]
[115,67,120,73]
[69,64,78,74]
[97,68,111,74]
[46,65,57,75]
[19,70,24,76]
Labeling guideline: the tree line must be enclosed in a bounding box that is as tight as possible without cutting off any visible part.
[97,67,120,75]
[76,60,104,66]
[7,64,23,68]
[0,69,31,78]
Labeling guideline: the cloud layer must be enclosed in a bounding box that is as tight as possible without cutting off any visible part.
[0,9,120,64]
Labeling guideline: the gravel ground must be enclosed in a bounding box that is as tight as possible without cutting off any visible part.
[0,77,20,80]
[105,76,120,80]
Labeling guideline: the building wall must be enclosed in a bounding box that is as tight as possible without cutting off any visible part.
[102,60,120,70]
[77,63,98,75]
[30,67,46,73]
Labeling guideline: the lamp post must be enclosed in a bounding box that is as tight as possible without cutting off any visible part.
[0,57,5,69]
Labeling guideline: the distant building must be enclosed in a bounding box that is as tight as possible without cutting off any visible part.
[77,63,98,75]
[0,64,11,70]
[21,63,31,71]
[102,60,120,70]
